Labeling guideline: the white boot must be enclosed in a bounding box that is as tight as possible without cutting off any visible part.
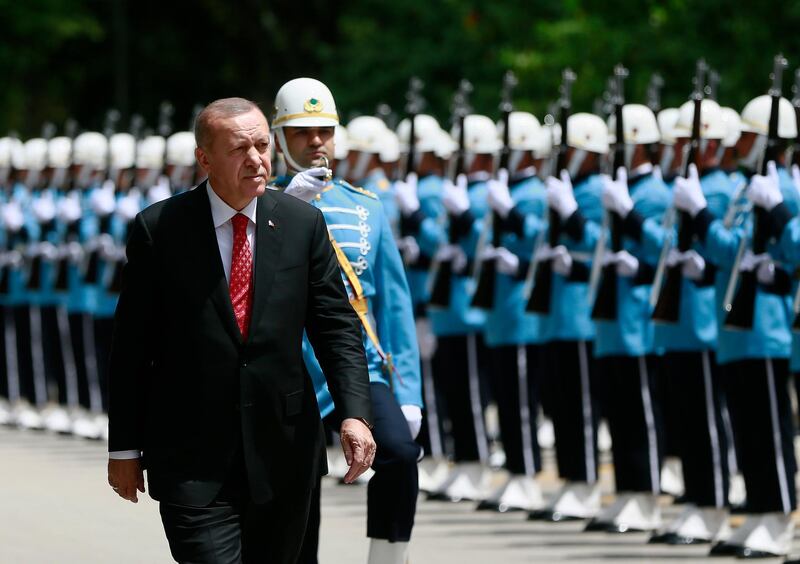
[611,493,661,532]
[94,413,109,441]
[13,401,44,430]
[367,539,408,564]
[479,474,544,512]
[417,458,450,493]
[547,482,601,520]
[674,507,729,542]
[739,513,794,556]
[430,462,491,502]
[660,457,684,497]
[72,410,102,439]
[537,418,555,450]
[0,398,12,425]
[42,404,72,434]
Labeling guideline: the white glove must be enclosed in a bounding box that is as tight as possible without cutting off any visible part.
[551,245,572,276]
[747,160,783,211]
[57,193,82,223]
[32,195,56,223]
[283,167,330,203]
[534,243,554,263]
[401,405,423,440]
[487,169,513,218]
[791,164,800,199]
[601,168,634,218]
[2,202,24,232]
[494,246,520,275]
[147,176,172,205]
[116,194,141,222]
[442,174,469,215]
[614,250,639,277]
[673,164,707,217]
[681,249,706,281]
[90,180,116,216]
[757,260,776,285]
[394,173,420,215]
[546,170,578,220]
[397,236,420,265]
[434,243,467,274]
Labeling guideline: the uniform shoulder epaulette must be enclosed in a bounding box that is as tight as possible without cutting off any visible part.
[337,179,378,200]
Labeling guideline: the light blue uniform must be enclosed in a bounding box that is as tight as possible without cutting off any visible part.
[272,176,421,418]
[594,173,671,357]
[65,186,100,316]
[361,169,399,229]
[1,183,35,307]
[777,215,800,371]
[402,174,445,311]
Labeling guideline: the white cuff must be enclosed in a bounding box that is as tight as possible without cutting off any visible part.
[109,450,141,460]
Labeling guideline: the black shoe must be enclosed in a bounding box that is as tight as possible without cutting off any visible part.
[603,523,648,534]
[734,546,780,559]
[528,509,583,523]
[783,558,800,563]
[583,518,610,532]
[426,491,461,502]
[527,509,550,521]
[475,500,523,513]
[709,542,740,557]
[665,533,711,546]
[648,532,673,544]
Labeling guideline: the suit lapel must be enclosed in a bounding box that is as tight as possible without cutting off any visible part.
[249,190,283,340]
[190,183,242,345]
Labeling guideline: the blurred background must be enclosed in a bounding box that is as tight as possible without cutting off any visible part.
[6,0,800,136]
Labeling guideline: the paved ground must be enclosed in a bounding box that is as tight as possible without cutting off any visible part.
[0,426,796,563]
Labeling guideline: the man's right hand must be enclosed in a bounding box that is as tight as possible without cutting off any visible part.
[108,458,145,503]
[339,417,376,484]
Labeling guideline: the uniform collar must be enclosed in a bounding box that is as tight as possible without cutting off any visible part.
[206,181,258,229]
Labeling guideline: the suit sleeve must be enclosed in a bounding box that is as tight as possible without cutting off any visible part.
[304,209,373,425]
[107,213,156,453]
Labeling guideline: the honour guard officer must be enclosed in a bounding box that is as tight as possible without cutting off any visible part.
[165,131,197,193]
[332,123,350,179]
[425,114,498,503]
[656,108,680,183]
[136,135,171,206]
[531,113,607,524]
[476,110,547,513]
[271,77,422,564]
[346,116,399,226]
[651,99,733,544]
[685,92,799,558]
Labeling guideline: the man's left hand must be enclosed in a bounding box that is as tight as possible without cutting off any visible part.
[339,418,376,484]
[108,458,145,503]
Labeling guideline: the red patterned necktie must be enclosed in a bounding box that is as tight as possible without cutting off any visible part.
[229,213,253,340]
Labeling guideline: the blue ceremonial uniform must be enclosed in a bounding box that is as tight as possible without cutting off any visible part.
[361,169,399,229]
[403,174,445,311]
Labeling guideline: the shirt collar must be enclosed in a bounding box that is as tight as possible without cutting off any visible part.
[206,181,258,229]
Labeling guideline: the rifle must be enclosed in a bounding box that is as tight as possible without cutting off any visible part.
[591,64,629,320]
[526,68,576,313]
[428,79,473,308]
[399,77,425,240]
[647,73,664,114]
[792,70,800,168]
[706,69,720,101]
[723,54,788,329]
[471,70,518,310]
[651,59,707,323]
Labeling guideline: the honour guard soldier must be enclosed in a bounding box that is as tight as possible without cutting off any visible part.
[271,77,422,564]
[656,108,680,183]
[136,135,171,206]
[346,116,399,227]
[165,131,197,193]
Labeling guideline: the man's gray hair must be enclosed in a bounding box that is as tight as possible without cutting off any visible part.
[194,98,262,149]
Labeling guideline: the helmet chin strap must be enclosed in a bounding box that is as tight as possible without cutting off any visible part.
[350,151,374,183]
[739,134,766,172]
[508,150,524,173]
[274,128,309,174]
[566,149,587,178]
[660,145,674,173]
[624,144,636,170]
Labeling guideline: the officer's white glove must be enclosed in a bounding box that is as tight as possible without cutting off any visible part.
[681,249,706,281]
[32,195,57,223]
[613,250,639,277]
[57,194,82,224]
[116,194,141,222]
[401,405,423,440]
[551,245,573,276]
[434,243,467,274]
[747,160,783,211]
[534,243,554,263]
[442,174,470,216]
[546,170,578,220]
[397,236,420,265]
[601,168,634,218]
[673,164,706,217]
[283,167,330,203]
[791,164,800,199]
[2,202,24,232]
[416,317,437,361]
[147,176,171,205]
[494,246,520,275]
[487,169,513,218]
[394,172,420,215]
[90,180,116,216]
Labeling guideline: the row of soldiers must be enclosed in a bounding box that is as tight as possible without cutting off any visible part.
[3,61,800,561]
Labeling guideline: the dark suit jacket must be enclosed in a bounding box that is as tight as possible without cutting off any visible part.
[108,182,372,507]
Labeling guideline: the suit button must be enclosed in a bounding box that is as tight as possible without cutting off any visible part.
[241,361,248,368]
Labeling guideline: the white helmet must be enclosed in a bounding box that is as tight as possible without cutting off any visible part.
[272,77,339,129]
[607,104,660,145]
[109,133,136,169]
[0,138,15,168]
[720,107,742,148]
[347,116,389,153]
[73,132,108,169]
[24,138,49,171]
[166,131,196,167]
[378,130,400,163]
[136,135,166,170]
[657,108,680,145]
[8,138,26,170]
[397,114,443,153]
[531,126,553,159]
[47,137,72,169]
[674,99,725,140]
[499,111,541,151]
[453,114,502,155]
[566,113,608,154]
[433,130,457,160]
[334,125,349,160]
[740,95,797,139]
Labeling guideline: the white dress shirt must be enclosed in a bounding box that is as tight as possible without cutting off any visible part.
[109,183,258,460]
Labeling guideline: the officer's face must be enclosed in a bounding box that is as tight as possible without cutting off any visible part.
[282,126,335,169]
[195,109,271,209]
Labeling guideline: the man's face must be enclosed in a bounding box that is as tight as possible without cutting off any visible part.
[195,109,271,207]
[281,126,335,169]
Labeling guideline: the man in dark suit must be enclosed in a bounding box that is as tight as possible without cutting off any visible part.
[106,97,376,564]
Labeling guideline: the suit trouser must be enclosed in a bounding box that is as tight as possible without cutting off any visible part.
[298,382,420,563]
[664,350,729,508]
[547,340,599,483]
[489,344,542,475]
[725,358,797,514]
[431,334,490,462]
[654,354,682,459]
[599,354,662,493]
[159,450,313,564]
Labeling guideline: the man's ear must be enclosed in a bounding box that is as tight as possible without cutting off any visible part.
[195,147,210,173]
[273,132,284,155]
